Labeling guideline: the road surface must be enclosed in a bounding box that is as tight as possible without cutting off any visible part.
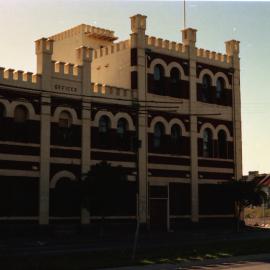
[101,256,270,270]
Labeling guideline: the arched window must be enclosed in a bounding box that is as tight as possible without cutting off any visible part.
[171,124,181,144]
[14,105,28,123]
[153,122,165,149]
[153,64,165,94]
[117,118,128,139]
[171,124,182,154]
[170,68,180,84]
[59,111,72,128]
[99,115,111,134]
[216,78,224,100]
[218,130,227,158]
[202,75,212,102]
[203,128,213,157]
[154,64,164,81]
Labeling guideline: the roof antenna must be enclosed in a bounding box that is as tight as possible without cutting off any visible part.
[183,0,186,29]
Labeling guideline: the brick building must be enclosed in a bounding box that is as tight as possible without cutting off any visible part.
[0,14,242,230]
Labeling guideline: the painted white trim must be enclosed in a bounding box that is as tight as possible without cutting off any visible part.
[91,148,135,155]
[198,167,234,173]
[199,122,216,139]
[214,72,231,89]
[216,124,233,142]
[114,112,135,131]
[10,101,39,120]
[197,69,215,85]
[167,62,189,80]
[149,58,168,76]
[148,163,190,171]
[198,157,233,162]
[0,99,9,116]
[0,141,40,147]
[149,116,170,134]
[52,107,80,125]
[148,177,190,183]
[50,145,81,151]
[50,170,76,189]
[91,160,136,168]
[0,154,39,162]
[168,118,189,136]
[148,153,190,159]
[0,169,39,177]
[199,179,232,184]
[93,111,114,128]
[50,157,80,165]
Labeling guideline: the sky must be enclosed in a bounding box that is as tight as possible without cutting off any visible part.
[0,0,269,175]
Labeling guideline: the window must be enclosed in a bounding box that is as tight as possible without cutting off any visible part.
[99,115,111,134]
[216,78,224,100]
[171,124,181,144]
[170,68,180,84]
[0,104,5,120]
[203,128,213,157]
[117,118,128,138]
[59,111,72,128]
[218,130,227,158]
[154,64,164,81]
[202,75,212,102]
[153,123,165,149]
[14,105,28,123]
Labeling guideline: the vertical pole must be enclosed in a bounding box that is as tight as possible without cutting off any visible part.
[184,0,186,29]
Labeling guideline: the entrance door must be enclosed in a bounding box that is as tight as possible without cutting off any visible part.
[149,198,167,231]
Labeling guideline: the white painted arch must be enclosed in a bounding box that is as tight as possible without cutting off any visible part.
[149,116,170,135]
[52,107,80,125]
[167,62,189,81]
[168,118,189,136]
[199,123,216,139]
[214,72,231,89]
[0,99,10,117]
[92,111,114,128]
[149,58,168,76]
[197,69,215,85]
[216,124,233,142]
[114,112,135,131]
[10,101,39,120]
[50,170,77,189]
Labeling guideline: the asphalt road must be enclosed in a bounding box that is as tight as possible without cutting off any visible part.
[100,255,270,270]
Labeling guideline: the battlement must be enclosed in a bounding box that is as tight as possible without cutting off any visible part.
[93,40,130,60]
[50,24,118,42]
[0,67,41,89]
[146,36,187,55]
[196,48,231,64]
[52,61,82,81]
[91,83,137,100]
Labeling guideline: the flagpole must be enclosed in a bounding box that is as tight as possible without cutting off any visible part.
[184,0,186,29]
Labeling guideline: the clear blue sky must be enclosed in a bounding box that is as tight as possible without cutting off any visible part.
[0,0,269,175]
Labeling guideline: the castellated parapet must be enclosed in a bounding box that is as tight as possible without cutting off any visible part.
[146,36,187,55]
[91,83,137,100]
[0,67,41,89]
[93,40,130,60]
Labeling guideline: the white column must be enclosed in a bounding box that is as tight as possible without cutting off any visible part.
[130,14,148,225]
[81,101,91,224]
[182,28,199,222]
[39,95,51,225]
